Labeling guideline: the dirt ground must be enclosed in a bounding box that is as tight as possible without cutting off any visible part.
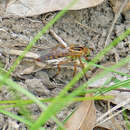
[0,0,130,130]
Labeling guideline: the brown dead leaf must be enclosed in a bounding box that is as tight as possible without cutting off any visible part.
[5,0,104,17]
[64,94,96,130]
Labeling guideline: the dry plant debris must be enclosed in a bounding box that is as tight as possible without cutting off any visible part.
[5,0,104,17]
[89,62,130,110]
[64,94,96,130]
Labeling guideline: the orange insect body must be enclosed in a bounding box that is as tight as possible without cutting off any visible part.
[38,47,69,61]
[36,44,90,77]
[37,44,90,62]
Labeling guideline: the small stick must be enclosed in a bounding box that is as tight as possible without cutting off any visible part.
[42,17,68,47]
[0,48,39,59]
[97,108,125,126]
[49,29,68,48]
[105,0,128,46]
[96,98,130,124]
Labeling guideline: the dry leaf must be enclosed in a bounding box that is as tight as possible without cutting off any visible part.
[20,65,35,75]
[64,94,96,130]
[5,0,104,17]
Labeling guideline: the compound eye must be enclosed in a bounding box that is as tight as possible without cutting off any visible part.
[84,48,90,56]
[74,47,83,51]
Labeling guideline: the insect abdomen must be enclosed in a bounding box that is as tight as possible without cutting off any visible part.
[37,50,69,62]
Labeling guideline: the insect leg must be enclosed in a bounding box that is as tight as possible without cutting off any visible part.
[54,59,70,77]
[79,58,88,79]
[73,62,77,77]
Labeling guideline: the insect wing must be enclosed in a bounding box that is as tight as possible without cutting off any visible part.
[37,46,69,64]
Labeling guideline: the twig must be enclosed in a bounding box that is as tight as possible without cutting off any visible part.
[108,101,123,130]
[96,98,130,124]
[105,0,128,46]
[49,29,68,47]
[97,108,125,126]
[0,48,39,59]
[42,16,68,47]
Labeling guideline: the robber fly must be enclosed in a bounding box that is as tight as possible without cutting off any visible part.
[36,44,90,76]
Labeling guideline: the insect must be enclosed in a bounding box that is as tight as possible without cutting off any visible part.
[36,44,90,77]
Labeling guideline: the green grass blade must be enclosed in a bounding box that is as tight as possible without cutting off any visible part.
[96,79,130,95]
[82,60,130,77]
[0,74,64,129]
[0,98,53,105]
[36,55,129,127]
[0,0,79,88]
[0,0,80,129]
[8,0,78,75]
[55,29,130,99]
[72,56,130,97]
[45,57,129,123]
[0,1,80,129]
[0,109,32,126]
[87,56,130,86]
[34,29,130,126]
[123,110,130,129]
